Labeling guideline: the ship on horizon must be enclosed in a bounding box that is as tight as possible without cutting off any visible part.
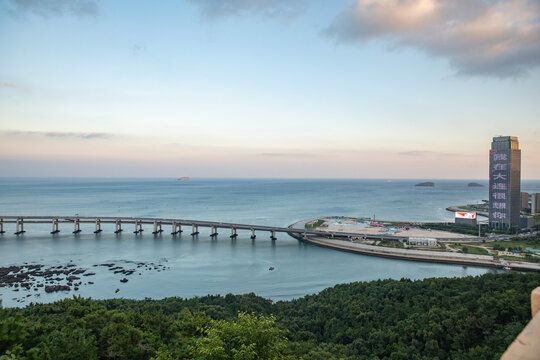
[177,177,190,181]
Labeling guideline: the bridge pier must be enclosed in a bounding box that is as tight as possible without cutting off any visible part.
[251,228,256,239]
[210,225,218,237]
[171,221,182,235]
[1,218,5,234]
[15,218,25,235]
[134,220,144,234]
[51,219,60,234]
[270,230,276,241]
[230,227,238,238]
[94,219,102,234]
[152,220,162,235]
[303,232,308,240]
[191,224,199,236]
[115,219,123,234]
[73,219,81,234]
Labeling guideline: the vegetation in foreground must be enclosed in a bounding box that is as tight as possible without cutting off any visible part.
[1,273,539,359]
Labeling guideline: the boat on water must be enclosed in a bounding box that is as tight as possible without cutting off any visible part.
[177,177,190,181]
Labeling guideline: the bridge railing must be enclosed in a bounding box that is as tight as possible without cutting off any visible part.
[500,286,540,360]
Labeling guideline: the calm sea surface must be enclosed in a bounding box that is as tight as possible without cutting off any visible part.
[1,178,539,307]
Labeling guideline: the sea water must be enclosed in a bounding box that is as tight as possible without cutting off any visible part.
[1,178,539,307]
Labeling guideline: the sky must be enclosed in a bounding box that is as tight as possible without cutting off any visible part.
[0,0,539,179]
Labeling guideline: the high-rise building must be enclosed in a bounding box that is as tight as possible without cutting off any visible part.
[489,136,521,229]
[532,193,540,215]
[521,192,530,211]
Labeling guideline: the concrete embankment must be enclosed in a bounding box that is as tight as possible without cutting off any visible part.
[287,220,540,272]
[292,234,540,271]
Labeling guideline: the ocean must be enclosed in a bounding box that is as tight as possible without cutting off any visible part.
[1,178,539,307]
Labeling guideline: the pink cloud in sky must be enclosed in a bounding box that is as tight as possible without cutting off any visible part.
[1,82,17,88]
[326,0,540,77]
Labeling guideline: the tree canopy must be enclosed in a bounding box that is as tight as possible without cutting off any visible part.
[1,272,539,359]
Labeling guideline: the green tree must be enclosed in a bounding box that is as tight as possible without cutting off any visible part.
[191,312,288,360]
[0,301,26,357]
[33,328,97,360]
[99,312,152,360]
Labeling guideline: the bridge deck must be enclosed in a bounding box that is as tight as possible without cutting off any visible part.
[0,215,404,241]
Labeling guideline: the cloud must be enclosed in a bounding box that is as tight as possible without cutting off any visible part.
[258,152,315,157]
[5,0,99,18]
[4,130,110,139]
[0,82,17,88]
[398,150,458,157]
[325,0,540,77]
[187,0,305,19]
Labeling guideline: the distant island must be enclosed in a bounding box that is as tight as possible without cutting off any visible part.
[468,182,484,187]
[415,182,435,187]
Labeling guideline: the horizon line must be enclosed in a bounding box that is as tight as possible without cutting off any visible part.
[1,176,540,181]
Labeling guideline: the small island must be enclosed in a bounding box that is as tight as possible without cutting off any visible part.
[415,182,435,187]
[468,182,484,187]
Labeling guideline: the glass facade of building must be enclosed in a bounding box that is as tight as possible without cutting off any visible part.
[489,136,521,229]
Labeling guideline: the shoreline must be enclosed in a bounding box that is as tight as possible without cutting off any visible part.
[288,221,540,272]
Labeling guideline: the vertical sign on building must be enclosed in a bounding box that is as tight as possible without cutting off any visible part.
[489,136,521,229]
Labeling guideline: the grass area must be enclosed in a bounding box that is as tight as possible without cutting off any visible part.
[459,245,490,256]
[484,235,540,250]
[420,223,484,236]
[377,239,404,248]
[457,234,540,263]
[305,219,325,229]
[421,222,529,237]
[488,240,539,249]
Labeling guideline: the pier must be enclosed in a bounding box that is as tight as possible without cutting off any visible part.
[0,215,404,242]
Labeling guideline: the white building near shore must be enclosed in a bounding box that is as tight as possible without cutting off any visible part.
[407,237,438,247]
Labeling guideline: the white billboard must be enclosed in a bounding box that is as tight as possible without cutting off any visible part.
[455,212,477,220]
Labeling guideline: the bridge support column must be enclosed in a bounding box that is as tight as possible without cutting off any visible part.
[210,225,218,237]
[152,220,163,235]
[73,219,81,234]
[15,218,25,235]
[115,219,123,234]
[171,221,180,235]
[251,228,256,239]
[191,224,199,236]
[51,219,60,234]
[1,218,5,234]
[134,220,143,234]
[270,230,276,241]
[94,219,102,234]
[303,232,308,240]
[230,227,237,238]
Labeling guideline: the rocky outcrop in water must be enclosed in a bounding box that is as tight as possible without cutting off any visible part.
[1,259,170,304]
